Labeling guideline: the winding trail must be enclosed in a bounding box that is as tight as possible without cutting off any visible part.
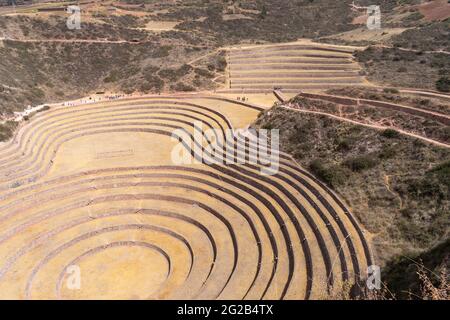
[282,104,450,148]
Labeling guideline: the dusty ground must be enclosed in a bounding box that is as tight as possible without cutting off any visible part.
[321,27,408,45]
[138,21,180,32]
[416,0,450,22]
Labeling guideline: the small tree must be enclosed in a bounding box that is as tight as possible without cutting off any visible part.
[260,5,267,19]
[435,76,450,92]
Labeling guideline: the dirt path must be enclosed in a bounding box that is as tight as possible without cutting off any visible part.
[383,175,403,210]
[375,44,450,56]
[397,89,450,101]
[283,104,450,149]
[0,37,143,44]
[187,48,224,65]
[297,92,450,125]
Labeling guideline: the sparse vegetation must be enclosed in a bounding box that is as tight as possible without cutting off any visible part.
[356,47,450,90]
[254,104,449,269]
[309,159,350,188]
[0,120,18,142]
[436,76,450,92]
[382,129,401,139]
[344,154,379,172]
[392,19,450,52]
[0,38,218,116]
[290,95,450,144]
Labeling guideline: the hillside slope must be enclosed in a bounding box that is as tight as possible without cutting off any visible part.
[253,103,449,278]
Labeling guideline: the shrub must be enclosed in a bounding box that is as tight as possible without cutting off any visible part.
[289,122,314,143]
[379,145,397,159]
[344,154,379,172]
[151,45,172,58]
[158,64,193,81]
[309,159,349,187]
[335,137,354,151]
[435,77,450,92]
[428,160,450,187]
[104,70,119,83]
[142,74,164,92]
[261,121,273,130]
[383,240,449,300]
[179,64,193,74]
[140,76,164,92]
[405,161,449,200]
[171,82,195,92]
[259,5,268,19]
[381,129,400,139]
[383,88,400,94]
[403,11,424,23]
[143,65,159,74]
[0,121,18,142]
[37,105,50,112]
[216,56,227,72]
[194,68,214,78]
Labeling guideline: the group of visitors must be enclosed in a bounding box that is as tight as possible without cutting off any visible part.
[62,93,128,107]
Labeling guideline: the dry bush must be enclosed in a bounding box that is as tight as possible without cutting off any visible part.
[318,280,393,300]
[417,264,449,300]
[319,261,449,300]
